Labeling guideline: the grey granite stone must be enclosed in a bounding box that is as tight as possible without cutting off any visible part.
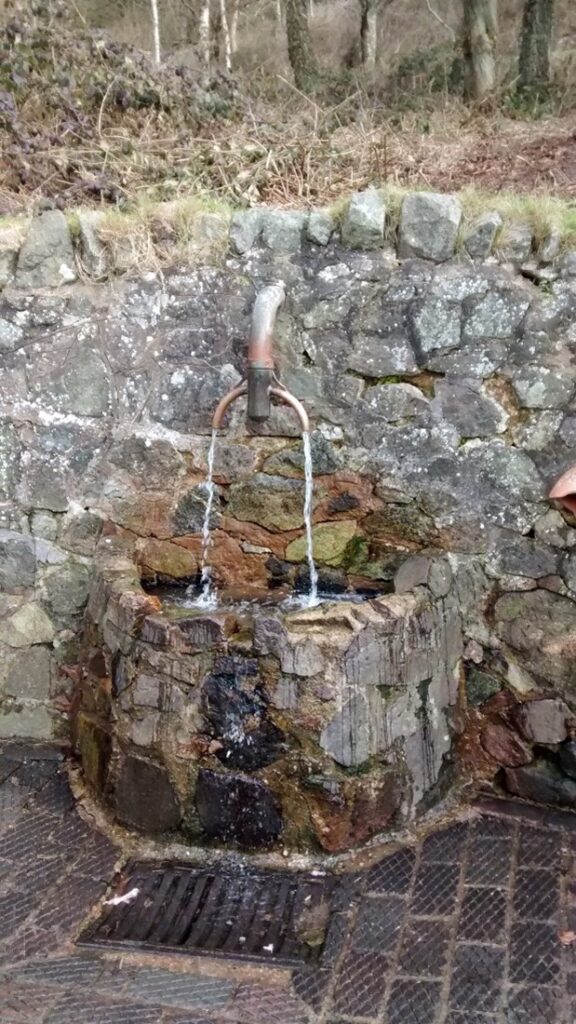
[341,190,386,249]
[399,192,461,262]
[15,210,77,288]
[463,212,503,259]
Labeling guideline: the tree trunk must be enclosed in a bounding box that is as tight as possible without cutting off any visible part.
[199,0,211,65]
[182,0,198,44]
[219,0,233,70]
[359,0,377,68]
[462,0,498,101]
[229,0,239,54]
[518,0,555,94]
[285,0,318,92]
[150,0,161,64]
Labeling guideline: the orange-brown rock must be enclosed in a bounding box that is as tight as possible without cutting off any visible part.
[364,503,440,553]
[308,772,402,853]
[455,715,499,783]
[116,591,162,634]
[480,721,532,767]
[110,492,175,539]
[314,472,382,523]
[136,538,198,579]
[457,685,524,784]
[219,516,298,558]
[175,530,268,589]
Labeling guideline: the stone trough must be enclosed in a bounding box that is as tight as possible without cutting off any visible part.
[75,541,462,853]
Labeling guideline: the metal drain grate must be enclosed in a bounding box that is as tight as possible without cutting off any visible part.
[78,862,337,966]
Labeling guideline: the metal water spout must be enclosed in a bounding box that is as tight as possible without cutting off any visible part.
[211,283,310,432]
[549,465,576,515]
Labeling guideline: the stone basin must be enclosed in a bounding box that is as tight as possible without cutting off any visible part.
[147,580,390,615]
[74,540,463,854]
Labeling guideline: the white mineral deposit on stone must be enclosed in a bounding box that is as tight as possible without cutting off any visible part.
[59,262,76,282]
[104,887,140,906]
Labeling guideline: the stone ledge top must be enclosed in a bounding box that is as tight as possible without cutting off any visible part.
[1,189,573,290]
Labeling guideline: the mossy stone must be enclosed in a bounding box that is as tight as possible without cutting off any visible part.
[466,668,503,707]
[286,520,357,567]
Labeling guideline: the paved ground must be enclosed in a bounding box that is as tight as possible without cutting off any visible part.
[0,742,575,1024]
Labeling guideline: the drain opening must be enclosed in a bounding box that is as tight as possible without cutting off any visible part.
[78,862,337,966]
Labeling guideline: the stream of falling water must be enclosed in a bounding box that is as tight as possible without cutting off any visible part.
[196,429,218,609]
[302,431,319,607]
[195,428,318,610]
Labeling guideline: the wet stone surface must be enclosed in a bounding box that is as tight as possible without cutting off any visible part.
[195,768,283,846]
[1,742,576,1023]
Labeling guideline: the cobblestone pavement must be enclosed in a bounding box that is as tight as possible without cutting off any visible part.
[0,743,575,1024]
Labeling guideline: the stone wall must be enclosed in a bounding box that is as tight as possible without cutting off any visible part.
[2,189,576,813]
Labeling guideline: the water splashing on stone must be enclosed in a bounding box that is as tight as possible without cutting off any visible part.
[196,429,218,609]
[302,431,319,607]
[192,428,317,610]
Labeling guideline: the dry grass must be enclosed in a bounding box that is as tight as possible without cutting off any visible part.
[2,0,576,217]
[3,93,576,218]
[89,194,232,273]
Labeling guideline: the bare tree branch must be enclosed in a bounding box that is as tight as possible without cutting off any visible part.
[424,0,456,41]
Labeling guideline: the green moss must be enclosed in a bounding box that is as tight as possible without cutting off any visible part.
[328,195,350,226]
[286,520,358,567]
[465,668,503,707]
[76,713,110,792]
[342,534,368,571]
[65,211,81,240]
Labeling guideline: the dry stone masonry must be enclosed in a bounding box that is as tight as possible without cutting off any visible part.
[2,188,576,850]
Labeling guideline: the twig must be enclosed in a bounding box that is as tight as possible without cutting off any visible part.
[276,75,322,117]
[97,76,119,137]
[68,0,88,26]
[424,0,455,41]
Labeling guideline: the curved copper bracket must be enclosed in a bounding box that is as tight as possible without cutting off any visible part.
[211,383,247,430]
[211,381,309,433]
[549,465,576,516]
[269,384,310,433]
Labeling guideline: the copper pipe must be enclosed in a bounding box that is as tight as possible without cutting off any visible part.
[211,382,309,433]
[211,284,307,431]
[269,386,310,433]
[549,465,576,516]
[247,283,285,369]
[211,383,247,430]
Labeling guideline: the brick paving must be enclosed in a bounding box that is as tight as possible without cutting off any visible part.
[0,744,575,1023]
